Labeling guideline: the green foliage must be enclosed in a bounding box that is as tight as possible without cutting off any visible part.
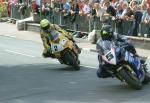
[0,3,8,18]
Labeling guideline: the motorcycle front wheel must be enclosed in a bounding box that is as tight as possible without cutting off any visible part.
[62,50,80,70]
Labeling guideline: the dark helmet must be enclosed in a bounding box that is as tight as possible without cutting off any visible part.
[100,25,113,40]
[40,19,50,30]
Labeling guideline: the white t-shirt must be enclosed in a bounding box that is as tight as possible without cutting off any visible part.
[145,13,150,21]
[96,7,106,21]
[83,4,91,14]
[36,0,40,6]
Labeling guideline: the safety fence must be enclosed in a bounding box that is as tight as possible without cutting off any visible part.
[9,5,150,38]
[44,11,150,38]
[10,4,31,20]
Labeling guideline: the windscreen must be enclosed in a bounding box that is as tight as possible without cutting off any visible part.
[97,40,115,55]
[50,30,60,41]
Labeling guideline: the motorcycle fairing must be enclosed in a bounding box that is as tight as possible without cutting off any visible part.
[124,51,143,79]
[102,48,117,65]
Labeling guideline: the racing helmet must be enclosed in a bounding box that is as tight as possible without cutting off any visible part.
[40,19,50,30]
[100,25,114,40]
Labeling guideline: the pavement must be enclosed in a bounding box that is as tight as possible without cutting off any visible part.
[0,22,150,58]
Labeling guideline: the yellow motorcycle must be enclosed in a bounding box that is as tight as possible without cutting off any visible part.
[49,31,80,70]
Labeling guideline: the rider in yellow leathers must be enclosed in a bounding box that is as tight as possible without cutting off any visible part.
[40,19,81,58]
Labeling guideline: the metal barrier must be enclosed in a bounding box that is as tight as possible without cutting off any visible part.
[10,6,150,38]
[11,4,31,20]
[44,11,149,38]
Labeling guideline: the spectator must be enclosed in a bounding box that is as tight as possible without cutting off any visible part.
[62,0,72,19]
[104,1,116,17]
[11,0,18,5]
[94,0,100,3]
[123,7,134,35]
[116,3,123,17]
[50,0,55,9]
[129,0,138,11]
[18,2,27,19]
[50,0,62,10]
[70,0,79,22]
[121,2,128,17]
[147,0,150,7]
[128,6,143,36]
[115,3,124,34]
[78,0,84,15]
[94,2,106,22]
[31,0,39,14]
[18,0,23,4]
[143,7,150,37]
[104,1,116,25]
[91,3,96,17]
[141,0,149,9]
[42,2,50,19]
[141,0,148,22]
[113,0,120,8]
[124,7,134,20]
[82,0,91,16]
[8,0,11,17]
[139,0,148,36]
[35,0,40,6]
[88,2,97,30]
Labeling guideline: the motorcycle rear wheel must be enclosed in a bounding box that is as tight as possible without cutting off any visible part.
[142,73,150,84]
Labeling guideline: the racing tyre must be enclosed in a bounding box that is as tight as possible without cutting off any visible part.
[119,65,142,90]
[142,73,150,84]
[63,51,80,70]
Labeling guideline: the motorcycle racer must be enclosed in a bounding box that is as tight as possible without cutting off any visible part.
[96,25,147,79]
[40,19,81,58]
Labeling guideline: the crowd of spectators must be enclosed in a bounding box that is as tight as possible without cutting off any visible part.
[32,0,150,37]
[1,0,150,37]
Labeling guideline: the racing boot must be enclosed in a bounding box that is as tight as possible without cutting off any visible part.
[42,49,55,58]
[74,44,81,54]
[140,59,146,64]
[58,59,64,64]
[78,60,80,65]
[96,66,112,78]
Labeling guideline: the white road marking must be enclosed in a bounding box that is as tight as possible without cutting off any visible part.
[80,65,97,69]
[81,48,91,51]
[7,35,15,38]
[69,82,78,84]
[5,50,35,58]
[0,35,15,38]
[51,59,59,62]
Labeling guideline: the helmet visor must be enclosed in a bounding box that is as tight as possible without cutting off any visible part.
[43,29,51,34]
[42,24,50,30]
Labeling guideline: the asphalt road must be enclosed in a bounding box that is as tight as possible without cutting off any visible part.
[0,35,150,103]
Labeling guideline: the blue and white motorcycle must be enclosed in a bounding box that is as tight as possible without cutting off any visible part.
[97,40,150,90]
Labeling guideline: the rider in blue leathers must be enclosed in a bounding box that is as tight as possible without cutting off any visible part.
[96,25,146,78]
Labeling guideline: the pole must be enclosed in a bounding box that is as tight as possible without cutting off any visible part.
[40,0,42,20]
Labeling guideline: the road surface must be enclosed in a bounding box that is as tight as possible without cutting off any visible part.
[0,35,150,103]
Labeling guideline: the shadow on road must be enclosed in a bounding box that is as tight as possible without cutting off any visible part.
[0,63,150,103]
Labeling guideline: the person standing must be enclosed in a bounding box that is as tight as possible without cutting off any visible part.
[130,6,143,36]
[143,7,150,37]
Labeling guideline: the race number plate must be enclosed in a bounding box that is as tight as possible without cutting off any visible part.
[51,39,67,53]
[106,52,114,61]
